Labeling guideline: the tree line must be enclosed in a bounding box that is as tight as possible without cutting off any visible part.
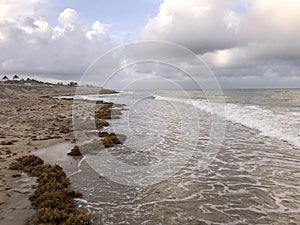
[1,75,78,86]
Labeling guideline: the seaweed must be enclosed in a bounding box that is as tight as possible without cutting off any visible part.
[9,155,90,225]
[67,145,82,156]
[101,133,127,148]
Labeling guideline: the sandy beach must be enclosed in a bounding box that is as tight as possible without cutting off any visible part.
[0,84,117,225]
[0,1,299,224]
[1,85,300,225]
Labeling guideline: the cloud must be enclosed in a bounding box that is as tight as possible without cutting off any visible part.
[0,0,49,22]
[86,21,110,40]
[0,3,112,80]
[141,0,300,58]
[219,67,300,89]
[140,0,242,53]
[58,8,79,27]
[0,0,299,88]
[140,0,300,87]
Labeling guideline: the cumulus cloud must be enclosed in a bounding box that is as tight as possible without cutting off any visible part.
[58,8,79,27]
[0,0,47,22]
[86,21,110,40]
[0,0,299,88]
[141,0,300,57]
[140,0,300,87]
[140,0,242,53]
[0,3,112,80]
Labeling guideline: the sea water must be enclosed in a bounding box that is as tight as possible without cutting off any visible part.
[52,89,300,224]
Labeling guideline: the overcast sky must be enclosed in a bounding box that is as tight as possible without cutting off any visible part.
[0,0,300,88]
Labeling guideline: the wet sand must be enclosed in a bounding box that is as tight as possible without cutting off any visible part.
[0,84,115,225]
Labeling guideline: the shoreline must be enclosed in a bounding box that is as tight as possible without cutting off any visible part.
[0,84,119,225]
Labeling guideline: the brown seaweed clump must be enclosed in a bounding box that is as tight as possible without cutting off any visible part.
[95,101,122,120]
[95,120,109,129]
[9,155,90,225]
[97,131,109,137]
[94,101,126,149]
[67,145,82,156]
[9,155,44,173]
[101,133,127,148]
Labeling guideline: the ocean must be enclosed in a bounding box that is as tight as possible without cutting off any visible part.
[40,89,300,224]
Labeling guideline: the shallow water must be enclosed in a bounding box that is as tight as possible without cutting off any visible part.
[40,89,300,224]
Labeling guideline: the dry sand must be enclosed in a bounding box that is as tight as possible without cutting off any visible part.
[0,84,114,225]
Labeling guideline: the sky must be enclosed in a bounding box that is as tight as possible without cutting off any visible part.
[0,0,300,89]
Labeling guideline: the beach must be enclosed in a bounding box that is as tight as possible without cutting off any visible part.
[1,86,300,224]
[0,84,117,225]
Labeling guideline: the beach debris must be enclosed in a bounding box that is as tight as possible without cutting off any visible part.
[97,131,109,137]
[59,125,72,134]
[11,173,21,178]
[67,145,82,156]
[0,140,13,145]
[4,149,11,155]
[9,155,44,172]
[101,133,127,148]
[95,101,122,120]
[9,155,90,225]
[95,120,109,129]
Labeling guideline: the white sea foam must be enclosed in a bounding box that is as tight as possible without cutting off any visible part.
[59,93,300,147]
[154,95,300,148]
[57,93,119,101]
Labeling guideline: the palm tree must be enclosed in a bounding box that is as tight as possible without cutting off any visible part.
[13,75,19,80]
